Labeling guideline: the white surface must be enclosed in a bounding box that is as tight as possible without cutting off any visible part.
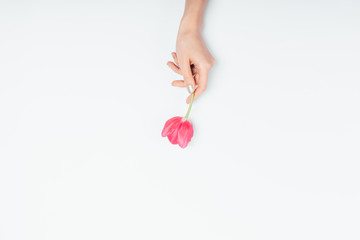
[1,0,360,239]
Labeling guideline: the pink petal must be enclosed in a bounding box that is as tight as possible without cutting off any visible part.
[167,121,183,144]
[161,116,182,137]
[177,119,193,148]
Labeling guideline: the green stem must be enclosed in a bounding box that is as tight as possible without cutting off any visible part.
[184,92,195,119]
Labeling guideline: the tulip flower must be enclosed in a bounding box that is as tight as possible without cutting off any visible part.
[161,92,194,148]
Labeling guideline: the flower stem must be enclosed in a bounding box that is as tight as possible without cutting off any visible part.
[184,92,195,119]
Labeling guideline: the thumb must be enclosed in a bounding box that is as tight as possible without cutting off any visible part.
[180,61,196,94]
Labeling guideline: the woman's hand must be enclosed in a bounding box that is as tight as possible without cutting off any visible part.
[167,11,215,104]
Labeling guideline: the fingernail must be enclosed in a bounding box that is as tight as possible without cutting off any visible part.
[186,84,194,94]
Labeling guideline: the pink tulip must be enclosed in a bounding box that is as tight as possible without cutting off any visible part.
[161,92,195,148]
[161,116,194,148]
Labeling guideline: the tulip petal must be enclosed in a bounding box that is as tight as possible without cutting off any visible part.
[161,116,182,137]
[167,121,182,144]
[177,120,193,148]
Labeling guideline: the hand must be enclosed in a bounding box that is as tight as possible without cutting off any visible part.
[167,29,215,104]
[167,51,197,95]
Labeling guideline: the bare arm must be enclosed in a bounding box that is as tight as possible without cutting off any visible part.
[180,0,207,31]
[167,0,215,104]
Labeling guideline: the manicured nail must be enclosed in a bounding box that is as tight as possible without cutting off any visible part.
[186,84,194,94]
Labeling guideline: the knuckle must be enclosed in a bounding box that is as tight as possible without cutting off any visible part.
[202,60,214,69]
[204,62,212,69]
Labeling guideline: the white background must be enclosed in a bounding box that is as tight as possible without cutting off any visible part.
[1,0,360,239]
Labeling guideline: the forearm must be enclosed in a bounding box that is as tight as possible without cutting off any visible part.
[179,0,208,33]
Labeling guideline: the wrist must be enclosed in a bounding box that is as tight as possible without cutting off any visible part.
[179,15,202,34]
